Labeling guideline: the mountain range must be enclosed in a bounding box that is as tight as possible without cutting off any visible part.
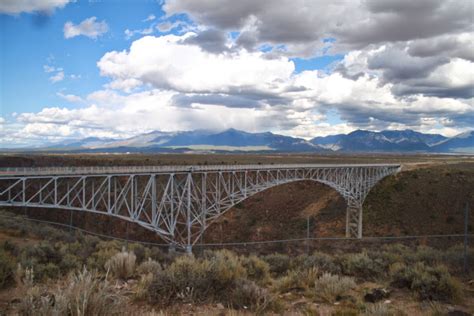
[6,129,474,154]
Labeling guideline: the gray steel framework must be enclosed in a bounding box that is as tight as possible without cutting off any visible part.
[0,164,400,252]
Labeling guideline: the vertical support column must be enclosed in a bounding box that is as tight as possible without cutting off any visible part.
[151,174,157,226]
[82,177,86,209]
[54,177,57,205]
[244,171,248,198]
[22,178,26,205]
[107,176,111,214]
[200,173,207,247]
[168,174,176,254]
[186,172,193,254]
[345,199,363,238]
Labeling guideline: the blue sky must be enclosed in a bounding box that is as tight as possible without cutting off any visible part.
[1,2,342,117]
[0,0,472,146]
[1,1,165,114]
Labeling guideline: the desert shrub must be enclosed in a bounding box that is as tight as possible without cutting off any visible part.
[59,253,81,272]
[19,268,125,316]
[134,272,154,301]
[148,251,246,305]
[148,255,212,305]
[137,258,161,275]
[128,243,150,264]
[439,244,474,274]
[86,240,122,270]
[366,250,402,270]
[412,246,442,265]
[230,279,279,313]
[273,267,319,293]
[0,248,15,289]
[14,264,34,288]
[148,246,171,264]
[105,248,136,280]
[21,242,62,266]
[262,253,291,276]
[340,252,385,280]
[19,242,63,282]
[35,224,71,243]
[293,252,341,274]
[203,250,247,287]
[2,240,18,254]
[35,262,60,281]
[313,273,356,303]
[389,262,462,302]
[381,243,412,256]
[18,285,68,316]
[240,255,270,283]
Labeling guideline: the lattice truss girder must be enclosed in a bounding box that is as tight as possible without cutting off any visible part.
[0,165,400,250]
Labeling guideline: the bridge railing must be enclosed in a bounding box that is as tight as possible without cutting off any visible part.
[0,163,401,177]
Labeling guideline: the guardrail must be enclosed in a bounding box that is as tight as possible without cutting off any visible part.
[0,163,401,176]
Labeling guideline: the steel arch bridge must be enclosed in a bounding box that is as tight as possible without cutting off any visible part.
[0,164,400,252]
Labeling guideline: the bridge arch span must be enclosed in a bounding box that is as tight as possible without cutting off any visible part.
[0,164,401,252]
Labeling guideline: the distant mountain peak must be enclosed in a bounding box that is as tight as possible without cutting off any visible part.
[5,128,472,154]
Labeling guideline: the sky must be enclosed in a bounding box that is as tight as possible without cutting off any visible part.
[0,0,473,147]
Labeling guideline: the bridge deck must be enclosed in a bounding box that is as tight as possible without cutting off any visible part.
[0,163,401,177]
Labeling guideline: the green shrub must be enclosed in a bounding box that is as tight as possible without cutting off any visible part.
[340,252,385,280]
[389,262,462,302]
[262,253,291,276]
[240,255,270,283]
[105,248,136,280]
[313,273,356,303]
[0,249,15,289]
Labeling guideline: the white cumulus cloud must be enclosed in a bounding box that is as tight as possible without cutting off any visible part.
[64,17,109,39]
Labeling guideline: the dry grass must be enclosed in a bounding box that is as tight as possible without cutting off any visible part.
[313,272,356,303]
[19,267,126,316]
[105,248,136,280]
[364,303,393,316]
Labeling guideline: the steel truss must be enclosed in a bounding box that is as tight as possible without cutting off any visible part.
[0,164,400,252]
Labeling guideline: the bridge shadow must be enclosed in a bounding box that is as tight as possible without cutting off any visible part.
[202,180,346,245]
[4,206,166,245]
